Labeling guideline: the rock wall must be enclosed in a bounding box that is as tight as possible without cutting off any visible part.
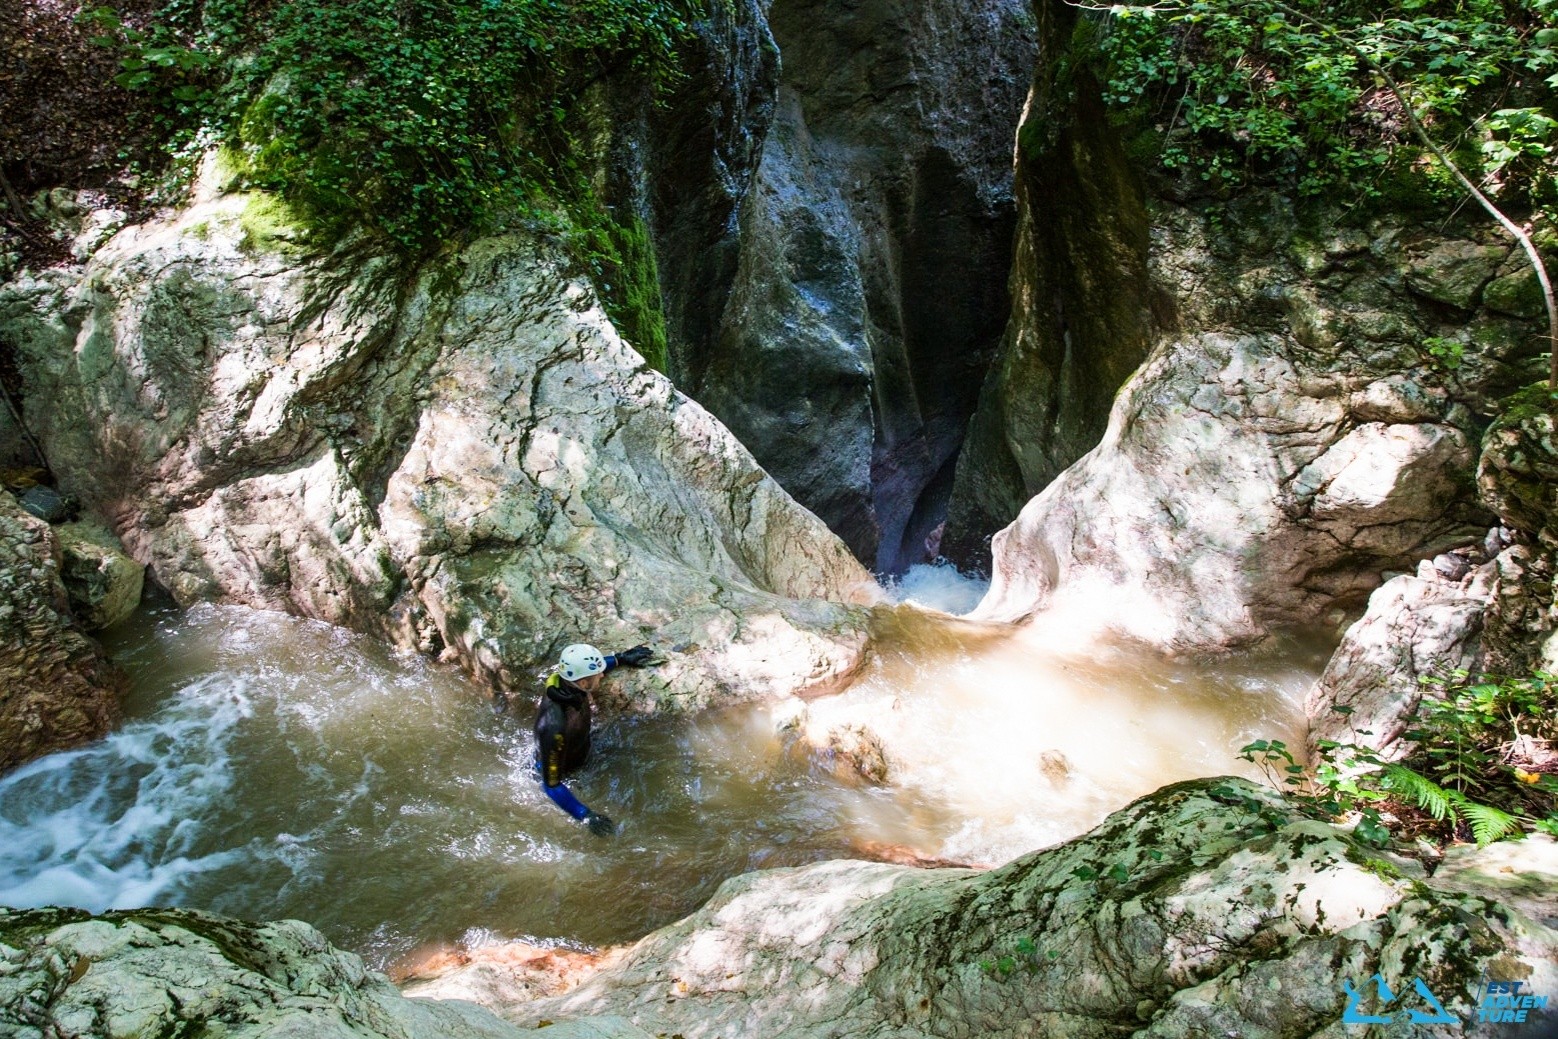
[458,779,1558,1038]
[1308,389,1558,755]
[0,176,880,710]
[0,492,125,771]
[944,3,1156,566]
[943,4,1547,651]
[674,0,1035,575]
[967,190,1541,651]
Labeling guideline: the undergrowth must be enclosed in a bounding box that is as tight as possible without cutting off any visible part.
[1240,669,1558,849]
[76,0,703,365]
[1070,0,1558,233]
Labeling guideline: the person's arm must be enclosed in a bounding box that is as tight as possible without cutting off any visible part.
[604,645,654,669]
[540,731,615,835]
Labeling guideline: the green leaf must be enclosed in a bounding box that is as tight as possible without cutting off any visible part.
[1461,802,1521,847]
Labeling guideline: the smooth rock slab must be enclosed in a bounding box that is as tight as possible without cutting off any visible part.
[1,181,879,710]
[508,778,1558,1038]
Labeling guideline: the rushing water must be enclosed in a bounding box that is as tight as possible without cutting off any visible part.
[0,572,1319,969]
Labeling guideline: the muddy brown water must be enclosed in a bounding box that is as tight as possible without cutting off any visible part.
[0,588,1317,969]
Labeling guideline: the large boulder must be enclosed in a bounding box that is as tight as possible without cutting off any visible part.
[502,778,1558,1038]
[971,331,1488,650]
[0,906,658,1039]
[0,177,879,709]
[1305,553,1491,756]
[0,492,123,772]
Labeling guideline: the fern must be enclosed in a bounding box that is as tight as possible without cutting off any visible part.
[1381,765,1454,822]
[1458,801,1522,847]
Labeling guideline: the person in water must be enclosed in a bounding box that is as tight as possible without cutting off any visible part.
[534,641,654,836]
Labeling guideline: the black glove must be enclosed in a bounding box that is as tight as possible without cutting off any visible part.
[614,645,654,667]
[584,811,617,837]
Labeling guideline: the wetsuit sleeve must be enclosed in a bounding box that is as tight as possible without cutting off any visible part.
[539,730,592,820]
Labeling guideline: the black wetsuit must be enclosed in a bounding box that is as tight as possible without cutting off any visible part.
[533,671,599,819]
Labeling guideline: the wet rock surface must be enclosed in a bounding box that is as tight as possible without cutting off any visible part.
[491,779,1558,1038]
[684,0,1035,574]
[0,492,124,772]
[0,183,879,710]
[8,782,1554,1039]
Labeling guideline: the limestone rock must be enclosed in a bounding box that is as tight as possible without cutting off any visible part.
[971,333,1488,651]
[822,722,890,784]
[1405,241,1506,310]
[684,0,1036,573]
[512,779,1558,1038]
[0,180,879,710]
[0,492,123,772]
[0,907,531,1039]
[946,2,1155,564]
[55,519,144,631]
[1478,385,1558,537]
[1305,557,1489,756]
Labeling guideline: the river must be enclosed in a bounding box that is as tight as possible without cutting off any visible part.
[0,566,1316,970]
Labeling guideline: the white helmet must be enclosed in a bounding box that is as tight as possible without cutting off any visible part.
[559,643,607,682]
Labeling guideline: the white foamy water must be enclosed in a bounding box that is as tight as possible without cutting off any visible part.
[797,606,1317,865]
[882,560,991,615]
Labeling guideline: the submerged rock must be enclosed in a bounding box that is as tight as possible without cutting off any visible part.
[0,180,879,709]
[0,492,123,772]
[503,778,1558,1038]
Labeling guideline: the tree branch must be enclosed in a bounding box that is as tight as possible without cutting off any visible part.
[1064,0,1558,401]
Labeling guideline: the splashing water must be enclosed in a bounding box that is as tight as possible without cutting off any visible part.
[0,596,1317,966]
[882,560,990,616]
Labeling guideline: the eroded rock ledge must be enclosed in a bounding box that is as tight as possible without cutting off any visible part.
[19,781,1544,1039]
[0,181,880,711]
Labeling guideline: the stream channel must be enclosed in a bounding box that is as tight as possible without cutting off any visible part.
[0,566,1318,970]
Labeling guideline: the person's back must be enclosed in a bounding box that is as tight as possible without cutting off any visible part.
[534,672,592,782]
[530,641,654,836]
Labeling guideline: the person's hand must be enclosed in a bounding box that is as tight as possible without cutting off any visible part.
[585,811,617,837]
[614,645,654,667]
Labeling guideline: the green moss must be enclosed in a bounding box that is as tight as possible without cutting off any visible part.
[1489,382,1554,430]
[570,207,668,372]
[238,193,305,254]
